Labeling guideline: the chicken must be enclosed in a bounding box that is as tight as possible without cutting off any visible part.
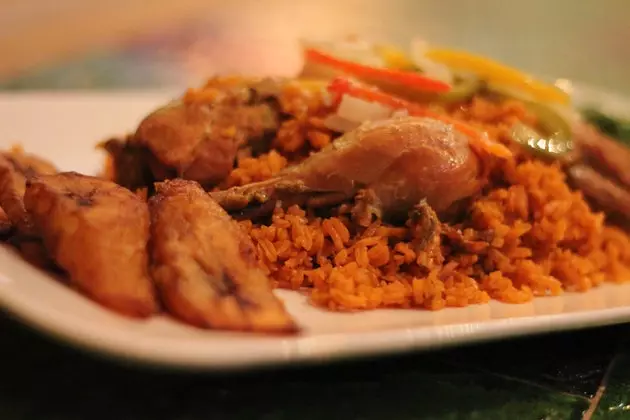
[99,136,159,192]
[212,116,486,223]
[24,172,159,318]
[566,121,630,225]
[567,164,630,220]
[104,78,281,191]
[149,179,297,333]
[0,207,10,239]
[572,120,630,189]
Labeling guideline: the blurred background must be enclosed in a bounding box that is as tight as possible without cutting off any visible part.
[1,0,628,94]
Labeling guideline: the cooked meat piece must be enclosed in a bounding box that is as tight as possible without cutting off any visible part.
[0,148,57,234]
[408,199,441,253]
[572,120,630,189]
[99,137,161,191]
[149,179,297,333]
[24,172,158,318]
[0,207,11,239]
[567,164,630,220]
[132,82,279,188]
[442,225,493,254]
[350,189,383,227]
[407,200,444,273]
[212,116,485,221]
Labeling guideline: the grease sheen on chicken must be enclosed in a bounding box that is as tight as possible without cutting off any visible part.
[212,116,486,222]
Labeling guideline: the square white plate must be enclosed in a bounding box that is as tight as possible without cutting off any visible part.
[1,87,630,371]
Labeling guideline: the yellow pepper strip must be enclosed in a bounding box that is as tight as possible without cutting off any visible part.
[373,45,416,70]
[425,48,570,105]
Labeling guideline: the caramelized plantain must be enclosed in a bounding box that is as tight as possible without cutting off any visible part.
[0,147,57,234]
[149,179,298,333]
[24,172,159,318]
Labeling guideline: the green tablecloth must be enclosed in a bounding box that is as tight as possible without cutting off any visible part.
[2,312,629,420]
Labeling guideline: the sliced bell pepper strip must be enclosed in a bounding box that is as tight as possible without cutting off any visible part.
[486,85,575,158]
[430,74,482,104]
[424,48,570,105]
[327,77,512,159]
[373,44,416,70]
[305,48,451,93]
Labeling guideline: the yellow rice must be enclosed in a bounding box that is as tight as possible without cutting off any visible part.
[224,84,630,311]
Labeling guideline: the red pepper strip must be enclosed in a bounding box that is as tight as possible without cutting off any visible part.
[305,48,451,94]
[328,77,512,159]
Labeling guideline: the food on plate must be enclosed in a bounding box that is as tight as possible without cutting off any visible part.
[2,36,630,334]
[0,147,58,267]
[0,208,11,239]
[0,147,57,235]
[568,120,630,218]
[23,172,159,317]
[104,78,282,192]
[99,135,156,193]
[149,179,297,333]
[212,116,490,222]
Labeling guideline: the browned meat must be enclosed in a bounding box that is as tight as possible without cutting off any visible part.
[0,207,10,239]
[98,136,161,191]
[24,172,158,318]
[149,179,297,333]
[0,148,57,234]
[130,80,280,188]
[567,164,630,220]
[572,120,630,189]
[212,116,485,222]
[408,199,441,253]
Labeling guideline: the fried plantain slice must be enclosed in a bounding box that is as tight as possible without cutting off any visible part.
[149,179,298,333]
[24,172,159,318]
[0,147,57,234]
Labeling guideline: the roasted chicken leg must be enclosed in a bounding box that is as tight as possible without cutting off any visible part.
[212,116,486,221]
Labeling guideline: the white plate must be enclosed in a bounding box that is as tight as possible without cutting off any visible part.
[1,87,630,371]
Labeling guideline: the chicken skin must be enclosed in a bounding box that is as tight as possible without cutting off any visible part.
[212,116,486,223]
[104,78,281,191]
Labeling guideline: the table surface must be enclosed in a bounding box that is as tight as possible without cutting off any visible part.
[2,2,630,418]
[2,312,630,420]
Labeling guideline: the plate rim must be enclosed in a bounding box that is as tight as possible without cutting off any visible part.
[3,272,630,371]
[1,81,629,371]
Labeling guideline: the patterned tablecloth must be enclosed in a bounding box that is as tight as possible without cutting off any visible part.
[2,2,630,418]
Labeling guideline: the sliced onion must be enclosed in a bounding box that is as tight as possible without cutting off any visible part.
[300,37,386,68]
[323,114,362,132]
[324,94,395,132]
[337,94,393,121]
[409,38,454,85]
